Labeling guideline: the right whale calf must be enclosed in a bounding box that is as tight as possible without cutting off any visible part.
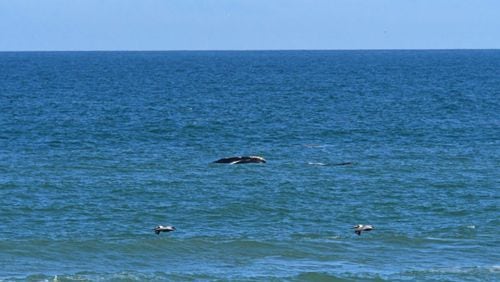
[214,156,266,164]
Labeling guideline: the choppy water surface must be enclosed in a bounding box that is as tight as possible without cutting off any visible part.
[0,50,499,281]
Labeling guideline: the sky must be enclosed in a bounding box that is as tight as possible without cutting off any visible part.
[0,0,499,51]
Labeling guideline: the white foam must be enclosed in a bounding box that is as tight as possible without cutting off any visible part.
[308,162,326,166]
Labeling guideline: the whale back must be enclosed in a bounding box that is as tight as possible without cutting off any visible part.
[214,156,266,164]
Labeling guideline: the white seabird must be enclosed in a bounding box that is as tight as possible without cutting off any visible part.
[154,225,176,235]
[353,224,374,236]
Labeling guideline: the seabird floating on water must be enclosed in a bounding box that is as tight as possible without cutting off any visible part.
[214,156,266,164]
[353,224,374,236]
[154,225,176,235]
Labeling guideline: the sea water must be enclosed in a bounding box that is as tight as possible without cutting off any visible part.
[0,50,499,281]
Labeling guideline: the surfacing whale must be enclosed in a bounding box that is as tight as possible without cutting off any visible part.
[154,225,176,235]
[214,156,266,164]
[333,162,353,166]
[353,224,374,236]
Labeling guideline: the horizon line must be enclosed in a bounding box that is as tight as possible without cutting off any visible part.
[1,48,499,53]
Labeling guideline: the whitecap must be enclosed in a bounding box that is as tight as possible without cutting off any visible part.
[491,265,500,272]
[308,162,326,166]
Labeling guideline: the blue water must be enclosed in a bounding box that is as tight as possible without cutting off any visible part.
[0,50,499,281]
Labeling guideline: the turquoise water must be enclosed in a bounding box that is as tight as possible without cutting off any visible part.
[0,50,499,281]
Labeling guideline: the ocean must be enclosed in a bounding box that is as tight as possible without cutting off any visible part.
[0,50,498,281]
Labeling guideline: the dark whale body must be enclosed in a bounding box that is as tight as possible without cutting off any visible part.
[214,156,266,164]
[333,162,353,166]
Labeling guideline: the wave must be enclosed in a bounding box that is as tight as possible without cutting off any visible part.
[5,263,499,281]
[395,265,500,281]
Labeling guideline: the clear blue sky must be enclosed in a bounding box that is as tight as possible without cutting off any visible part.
[0,0,499,51]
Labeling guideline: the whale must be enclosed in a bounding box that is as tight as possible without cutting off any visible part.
[154,225,176,235]
[353,224,374,236]
[333,162,353,166]
[214,156,266,164]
